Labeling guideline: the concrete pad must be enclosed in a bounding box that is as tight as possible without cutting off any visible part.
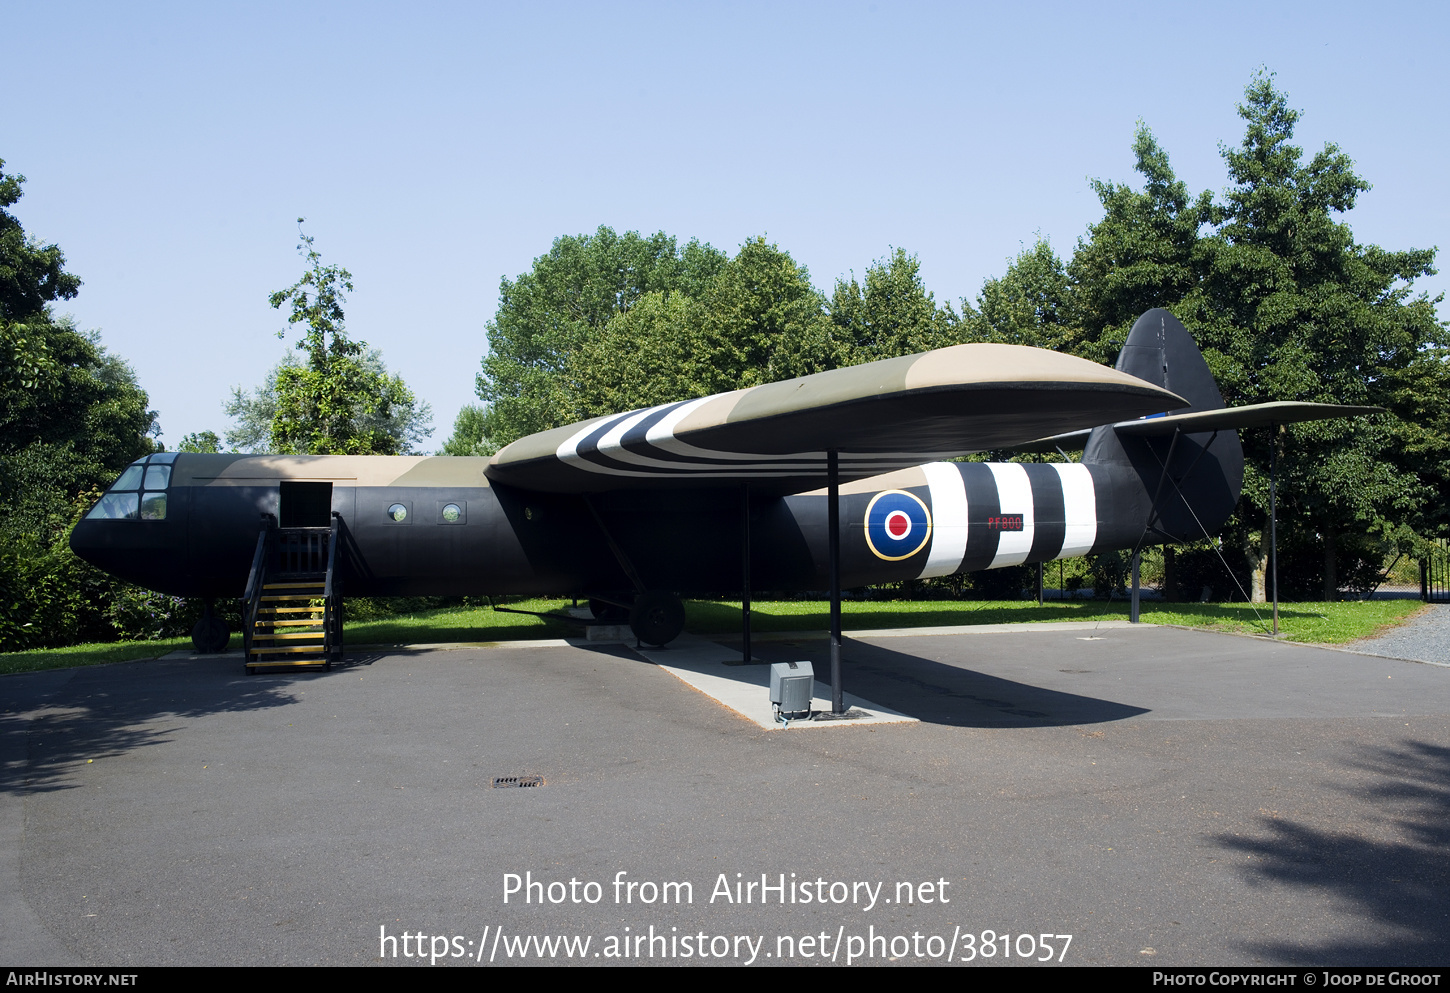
[633,635,918,729]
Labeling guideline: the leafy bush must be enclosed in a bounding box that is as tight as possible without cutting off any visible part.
[104,586,204,641]
[0,534,117,650]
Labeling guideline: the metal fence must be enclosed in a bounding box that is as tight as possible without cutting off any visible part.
[1424,540,1450,604]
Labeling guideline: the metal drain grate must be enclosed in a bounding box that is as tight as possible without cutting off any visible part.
[492,775,544,788]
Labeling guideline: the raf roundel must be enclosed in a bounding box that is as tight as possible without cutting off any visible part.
[864,489,932,561]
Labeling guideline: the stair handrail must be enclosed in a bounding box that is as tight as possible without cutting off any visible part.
[242,514,277,660]
[323,512,342,659]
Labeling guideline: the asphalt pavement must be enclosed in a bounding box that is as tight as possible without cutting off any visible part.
[4,622,1450,967]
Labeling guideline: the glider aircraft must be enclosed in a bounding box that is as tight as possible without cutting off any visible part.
[71,310,1378,705]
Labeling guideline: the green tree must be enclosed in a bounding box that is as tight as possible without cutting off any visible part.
[1204,76,1445,595]
[968,239,1079,353]
[688,237,835,390]
[561,238,840,422]
[264,221,432,455]
[0,158,159,649]
[178,431,223,454]
[227,349,432,455]
[1067,74,1448,597]
[565,289,708,420]
[827,248,964,362]
[440,404,497,457]
[476,226,727,445]
[0,161,157,545]
[1067,124,1218,362]
[0,161,81,322]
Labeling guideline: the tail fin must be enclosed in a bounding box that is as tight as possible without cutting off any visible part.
[1082,310,1243,542]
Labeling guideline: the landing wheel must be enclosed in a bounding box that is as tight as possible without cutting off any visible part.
[629,591,685,647]
[191,603,230,653]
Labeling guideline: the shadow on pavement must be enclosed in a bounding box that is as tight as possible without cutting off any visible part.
[1218,739,1450,965]
[746,637,1149,728]
[2,656,302,796]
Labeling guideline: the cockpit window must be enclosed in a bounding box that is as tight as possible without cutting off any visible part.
[89,492,139,520]
[140,493,167,521]
[86,453,175,521]
[113,464,145,491]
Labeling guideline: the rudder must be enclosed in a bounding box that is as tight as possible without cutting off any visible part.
[1082,310,1243,544]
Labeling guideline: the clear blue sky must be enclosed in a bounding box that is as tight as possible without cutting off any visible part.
[8,1,1446,449]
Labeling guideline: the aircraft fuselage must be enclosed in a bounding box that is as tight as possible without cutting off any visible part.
[69,450,1204,601]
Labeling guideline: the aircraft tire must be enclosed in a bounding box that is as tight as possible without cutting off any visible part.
[191,610,230,654]
[629,591,685,647]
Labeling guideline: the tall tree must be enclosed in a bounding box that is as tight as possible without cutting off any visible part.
[828,248,963,361]
[263,221,431,455]
[968,239,1079,353]
[440,403,496,457]
[1201,76,1445,595]
[564,289,706,420]
[476,226,727,445]
[690,237,835,389]
[0,158,159,649]
[1067,124,1218,364]
[0,161,81,322]
[226,349,433,455]
[564,238,836,420]
[1067,75,1448,597]
[0,160,156,545]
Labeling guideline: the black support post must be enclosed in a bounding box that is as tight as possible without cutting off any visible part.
[1130,550,1141,623]
[741,483,752,666]
[1270,423,1280,637]
[829,450,844,715]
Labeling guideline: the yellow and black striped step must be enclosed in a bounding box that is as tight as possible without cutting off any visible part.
[245,658,330,670]
[247,644,332,656]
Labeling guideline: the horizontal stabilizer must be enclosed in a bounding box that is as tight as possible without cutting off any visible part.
[1108,401,1385,435]
[486,343,1187,495]
[1016,401,1384,452]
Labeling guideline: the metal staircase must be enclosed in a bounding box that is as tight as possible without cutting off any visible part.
[242,513,344,673]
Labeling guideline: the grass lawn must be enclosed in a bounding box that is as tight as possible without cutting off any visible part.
[0,637,193,677]
[1,597,1428,676]
[680,598,1426,646]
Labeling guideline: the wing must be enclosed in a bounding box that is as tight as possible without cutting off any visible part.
[484,343,1187,495]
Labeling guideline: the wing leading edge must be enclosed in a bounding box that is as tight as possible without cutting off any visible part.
[485,343,1188,495]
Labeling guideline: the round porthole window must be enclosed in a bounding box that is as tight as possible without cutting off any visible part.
[388,503,408,522]
[442,503,462,522]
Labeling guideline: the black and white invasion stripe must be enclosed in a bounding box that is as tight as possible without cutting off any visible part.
[917,461,1098,577]
[556,398,958,481]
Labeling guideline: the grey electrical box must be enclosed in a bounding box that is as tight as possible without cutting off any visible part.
[770,660,815,720]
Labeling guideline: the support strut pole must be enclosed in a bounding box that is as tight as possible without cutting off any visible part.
[1270,424,1280,637]
[1130,550,1141,623]
[829,450,844,715]
[741,483,752,665]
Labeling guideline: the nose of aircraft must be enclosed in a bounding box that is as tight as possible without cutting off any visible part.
[70,510,189,596]
[69,452,195,596]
